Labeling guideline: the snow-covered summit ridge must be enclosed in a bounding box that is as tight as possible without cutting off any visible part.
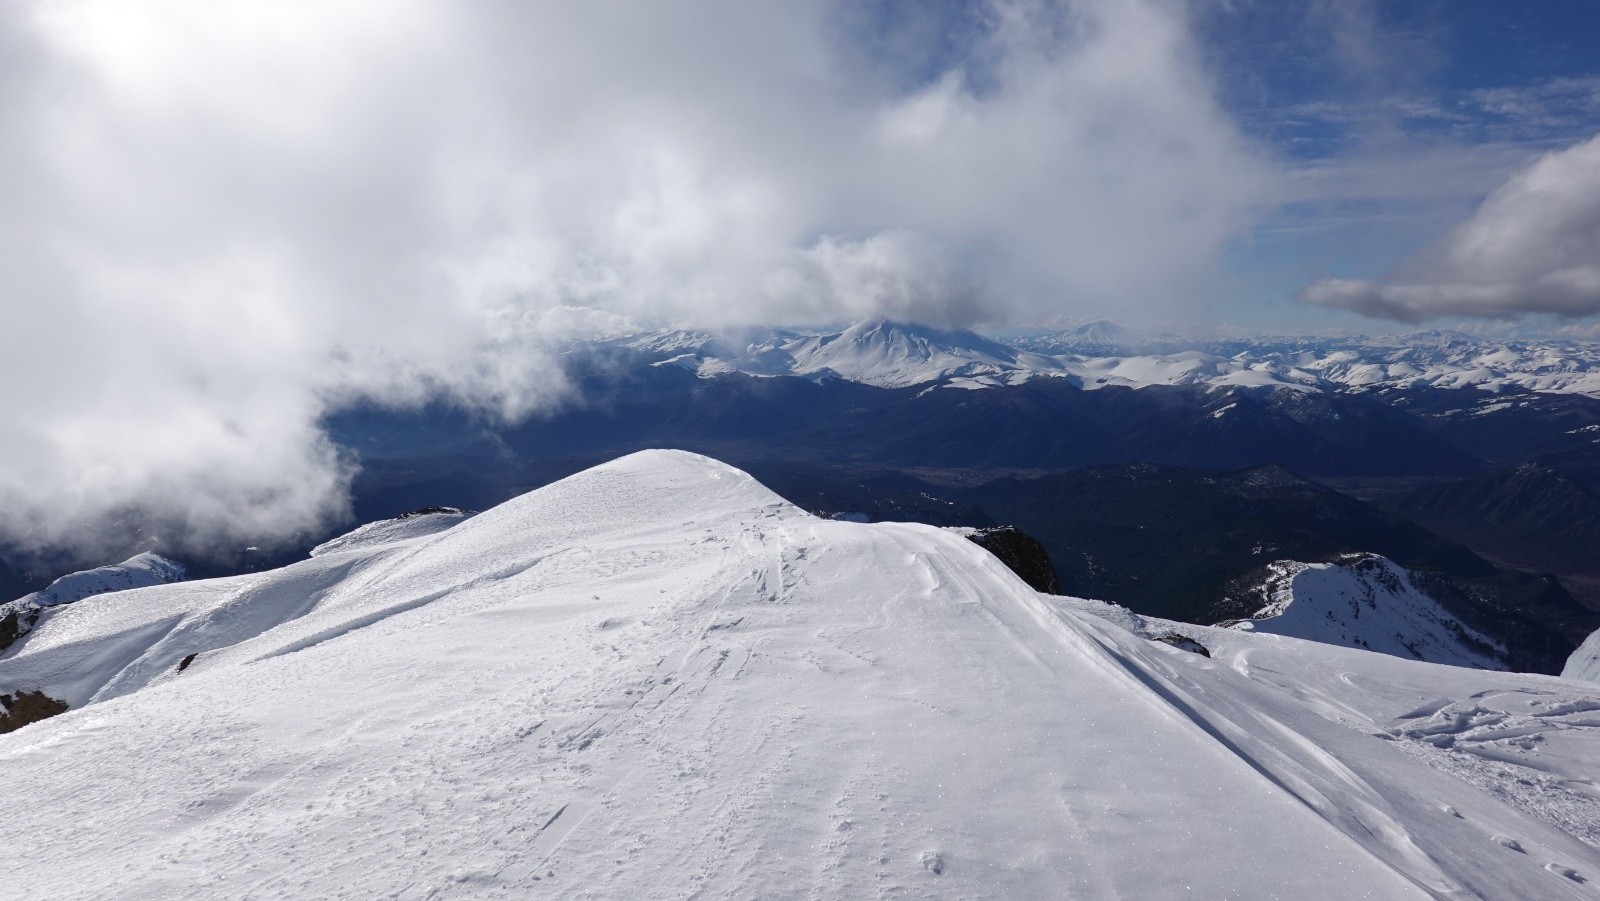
[602,319,1600,397]
[1228,554,1507,670]
[310,506,473,558]
[16,552,185,609]
[2,450,1600,897]
[0,551,187,661]
[0,450,799,708]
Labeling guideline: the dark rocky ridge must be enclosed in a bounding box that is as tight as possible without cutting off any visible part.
[1388,463,1600,578]
[959,463,1598,674]
[0,603,40,656]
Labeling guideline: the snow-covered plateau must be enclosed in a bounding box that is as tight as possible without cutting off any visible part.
[3,451,1600,898]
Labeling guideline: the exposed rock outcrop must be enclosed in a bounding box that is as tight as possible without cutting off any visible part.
[966,526,1062,594]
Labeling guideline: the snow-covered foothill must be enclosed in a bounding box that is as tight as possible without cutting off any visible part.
[0,552,186,654]
[0,452,1597,898]
[1226,554,1507,669]
[15,551,185,609]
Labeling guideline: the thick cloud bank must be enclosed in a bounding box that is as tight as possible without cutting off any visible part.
[1303,133,1600,322]
[0,0,1269,553]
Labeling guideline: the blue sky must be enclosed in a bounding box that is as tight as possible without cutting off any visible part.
[1193,1,1600,332]
[831,0,1600,333]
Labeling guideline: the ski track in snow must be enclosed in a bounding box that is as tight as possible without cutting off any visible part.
[1,451,1599,898]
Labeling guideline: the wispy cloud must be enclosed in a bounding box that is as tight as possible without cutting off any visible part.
[1466,76,1600,134]
[1302,133,1600,321]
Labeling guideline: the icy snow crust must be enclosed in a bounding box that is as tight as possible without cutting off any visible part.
[1,451,1599,897]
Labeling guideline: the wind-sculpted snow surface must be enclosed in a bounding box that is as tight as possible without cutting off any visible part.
[1,451,1599,897]
[1059,595,1600,888]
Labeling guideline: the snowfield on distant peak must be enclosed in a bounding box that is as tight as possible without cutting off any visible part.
[1,450,1599,898]
[1228,554,1508,670]
[603,319,1600,398]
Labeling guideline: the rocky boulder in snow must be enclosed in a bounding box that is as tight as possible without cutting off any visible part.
[1154,633,1211,657]
[0,690,67,734]
[965,526,1062,594]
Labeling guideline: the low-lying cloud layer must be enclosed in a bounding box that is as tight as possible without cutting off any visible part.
[1302,133,1600,322]
[0,0,1271,555]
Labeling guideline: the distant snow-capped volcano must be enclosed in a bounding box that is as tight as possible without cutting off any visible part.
[782,318,1059,388]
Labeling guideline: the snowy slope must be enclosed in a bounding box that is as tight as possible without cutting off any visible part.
[1564,630,1600,683]
[1226,554,1507,669]
[11,551,184,609]
[1059,594,1600,868]
[1,452,1598,898]
[0,552,186,655]
[309,507,473,557]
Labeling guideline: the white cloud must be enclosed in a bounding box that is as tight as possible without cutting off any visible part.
[0,0,1271,553]
[1302,133,1600,321]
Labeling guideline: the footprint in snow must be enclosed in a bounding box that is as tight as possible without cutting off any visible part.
[1544,862,1584,882]
[1491,834,1525,853]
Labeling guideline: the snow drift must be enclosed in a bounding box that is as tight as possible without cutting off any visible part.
[1,451,1598,898]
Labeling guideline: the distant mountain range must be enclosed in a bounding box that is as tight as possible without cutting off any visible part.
[595,317,1600,397]
[1380,463,1600,578]
[307,320,1600,498]
[957,462,1593,673]
[6,318,1600,674]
